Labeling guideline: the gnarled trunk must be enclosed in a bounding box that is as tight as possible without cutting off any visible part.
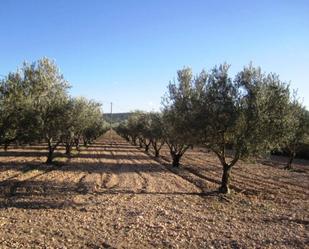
[152,140,163,158]
[154,149,160,157]
[83,138,88,147]
[4,138,15,151]
[145,144,150,152]
[219,164,232,194]
[285,151,296,170]
[172,154,181,167]
[46,151,53,164]
[75,138,80,151]
[139,138,143,148]
[143,139,151,152]
[212,149,239,194]
[65,143,72,156]
[46,146,54,164]
[132,136,137,146]
[46,138,60,164]
[167,144,190,168]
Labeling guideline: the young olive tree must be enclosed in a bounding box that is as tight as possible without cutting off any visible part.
[283,102,309,169]
[162,68,196,167]
[137,113,152,152]
[126,111,144,146]
[115,122,131,142]
[1,58,106,163]
[58,97,104,154]
[148,112,165,157]
[0,59,70,164]
[0,73,22,149]
[21,58,71,164]
[81,100,105,146]
[61,98,78,155]
[115,113,165,156]
[0,72,39,149]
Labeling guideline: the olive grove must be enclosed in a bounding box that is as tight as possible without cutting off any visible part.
[116,63,308,194]
[0,58,106,163]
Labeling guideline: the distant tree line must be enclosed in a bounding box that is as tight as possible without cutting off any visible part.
[116,63,309,194]
[0,58,107,163]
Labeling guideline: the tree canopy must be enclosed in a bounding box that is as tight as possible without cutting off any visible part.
[116,63,307,194]
[0,58,106,163]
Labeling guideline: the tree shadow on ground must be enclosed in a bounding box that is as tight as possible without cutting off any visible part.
[257,157,309,173]
[0,178,217,210]
[263,216,309,226]
[0,179,80,209]
[0,161,166,174]
[0,151,62,158]
[85,143,136,149]
[0,150,150,161]
[72,153,149,160]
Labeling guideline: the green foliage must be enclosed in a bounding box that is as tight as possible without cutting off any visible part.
[126,111,145,145]
[115,111,165,155]
[0,72,28,147]
[282,101,309,168]
[148,112,165,156]
[60,97,104,153]
[0,58,105,163]
[161,63,297,192]
[162,68,197,166]
[2,57,307,193]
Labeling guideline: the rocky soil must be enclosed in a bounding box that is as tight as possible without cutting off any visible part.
[0,132,308,248]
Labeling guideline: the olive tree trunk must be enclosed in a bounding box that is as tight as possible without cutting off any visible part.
[46,138,61,164]
[285,150,296,170]
[172,154,181,167]
[65,143,72,156]
[219,164,233,194]
[75,138,80,151]
[151,140,164,157]
[214,150,239,194]
[46,149,54,164]
[143,139,151,152]
[154,149,160,157]
[138,138,143,148]
[131,136,137,146]
[167,144,190,168]
[145,143,150,152]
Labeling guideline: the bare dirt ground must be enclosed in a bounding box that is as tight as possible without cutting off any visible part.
[0,132,308,248]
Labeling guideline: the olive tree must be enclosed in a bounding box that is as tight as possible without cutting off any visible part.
[20,58,70,163]
[162,68,196,167]
[148,112,165,157]
[137,113,152,152]
[80,100,105,146]
[283,102,309,169]
[62,97,105,153]
[126,111,144,146]
[0,72,37,149]
[115,122,130,142]
[194,63,292,193]
[61,98,78,155]
[1,58,106,163]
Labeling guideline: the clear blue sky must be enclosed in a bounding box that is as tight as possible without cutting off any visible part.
[1,0,308,112]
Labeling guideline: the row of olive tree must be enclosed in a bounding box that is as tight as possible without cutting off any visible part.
[117,63,309,194]
[0,58,106,163]
[116,111,165,157]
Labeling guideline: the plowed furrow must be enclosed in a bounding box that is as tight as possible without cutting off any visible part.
[186,153,309,191]
[182,156,308,198]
